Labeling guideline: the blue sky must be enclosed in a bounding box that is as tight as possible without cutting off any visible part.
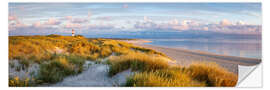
[8,3,262,36]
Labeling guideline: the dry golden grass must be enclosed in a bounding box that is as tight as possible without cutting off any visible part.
[111,46,130,55]
[126,69,206,87]
[9,76,35,87]
[9,35,102,62]
[55,56,70,68]
[9,35,238,87]
[126,62,238,87]
[108,51,170,76]
[10,35,165,86]
[186,62,238,87]
[37,55,83,83]
[130,46,168,57]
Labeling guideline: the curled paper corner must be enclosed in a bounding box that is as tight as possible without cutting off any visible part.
[236,63,262,87]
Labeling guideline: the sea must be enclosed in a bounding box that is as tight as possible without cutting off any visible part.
[143,38,262,59]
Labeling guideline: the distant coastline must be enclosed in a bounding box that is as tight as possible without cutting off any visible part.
[131,38,261,59]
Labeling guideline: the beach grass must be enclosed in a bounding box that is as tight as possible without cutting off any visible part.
[9,76,34,87]
[9,35,238,87]
[9,35,168,86]
[37,55,85,84]
[125,62,237,87]
[126,69,206,87]
[186,62,238,86]
[108,51,170,76]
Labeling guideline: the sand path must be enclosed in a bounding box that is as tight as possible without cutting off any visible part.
[51,60,133,87]
[52,61,113,86]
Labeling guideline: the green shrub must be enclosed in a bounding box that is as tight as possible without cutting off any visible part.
[46,34,62,37]
[37,57,76,83]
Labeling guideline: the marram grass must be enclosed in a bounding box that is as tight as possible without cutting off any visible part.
[125,62,238,87]
[9,35,238,87]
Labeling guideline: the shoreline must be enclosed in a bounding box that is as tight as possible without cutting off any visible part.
[123,39,261,74]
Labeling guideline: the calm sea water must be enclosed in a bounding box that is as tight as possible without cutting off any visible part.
[144,39,262,59]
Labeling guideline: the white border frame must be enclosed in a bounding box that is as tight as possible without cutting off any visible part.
[2,0,269,90]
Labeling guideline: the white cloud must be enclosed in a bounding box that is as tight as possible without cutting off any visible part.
[132,18,261,34]
[169,19,179,25]
[220,19,232,26]
[203,27,209,31]
[8,15,17,21]
[181,20,190,26]
[44,18,61,25]
[95,16,112,21]
[32,21,42,28]
[65,16,73,20]
[236,21,246,25]
[64,23,81,29]
[65,16,89,23]
[71,18,89,23]
[86,24,115,30]
[9,17,27,31]
[144,16,151,22]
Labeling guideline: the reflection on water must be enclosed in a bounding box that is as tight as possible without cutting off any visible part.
[145,39,261,59]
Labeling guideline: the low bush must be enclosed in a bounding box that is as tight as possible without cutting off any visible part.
[37,56,82,83]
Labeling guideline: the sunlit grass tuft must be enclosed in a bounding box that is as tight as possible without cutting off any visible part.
[186,62,238,87]
[37,55,85,84]
[126,62,238,87]
[126,69,206,87]
[108,51,170,76]
[9,76,35,87]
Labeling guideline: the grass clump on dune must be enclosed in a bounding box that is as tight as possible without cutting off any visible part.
[9,76,36,87]
[9,35,101,62]
[37,55,85,83]
[186,62,238,87]
[9,35,147,86]
[126,69,205,87]
[9,35,131,64]
[125,62,238,87]
[108,51,170,76]
[131,46,167,57]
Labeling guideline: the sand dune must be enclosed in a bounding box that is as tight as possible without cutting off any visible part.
[128,41,261,74]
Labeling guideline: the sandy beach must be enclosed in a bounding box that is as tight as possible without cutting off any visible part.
[125,40,261,74]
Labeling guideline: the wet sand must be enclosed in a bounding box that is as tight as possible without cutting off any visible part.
[126,40,261,74]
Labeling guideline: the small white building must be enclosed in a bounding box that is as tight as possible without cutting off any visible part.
[72,29,75,36]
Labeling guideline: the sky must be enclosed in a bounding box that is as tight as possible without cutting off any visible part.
[8,3,262,38]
